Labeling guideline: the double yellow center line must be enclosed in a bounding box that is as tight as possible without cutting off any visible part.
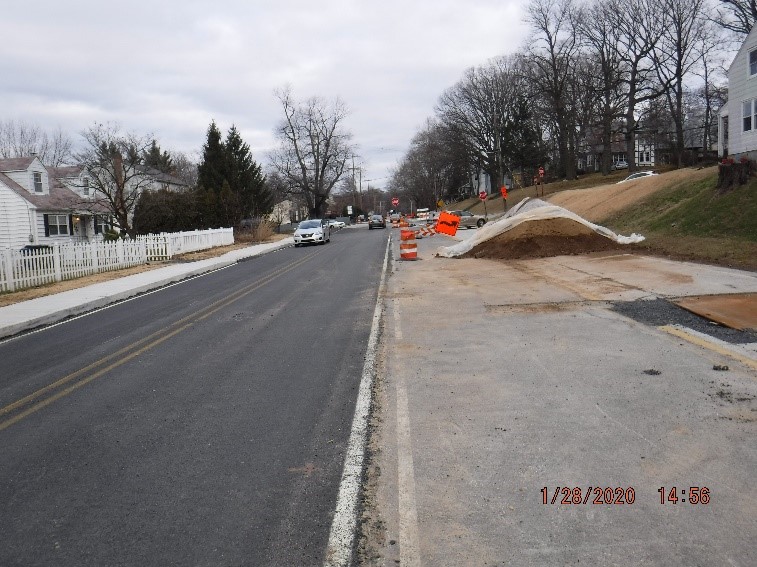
[0,251,319,432]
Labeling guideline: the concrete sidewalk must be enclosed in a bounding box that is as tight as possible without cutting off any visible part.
[0,238,293,340]
[362,234,757,566]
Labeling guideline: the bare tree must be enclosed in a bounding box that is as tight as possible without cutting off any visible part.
[0,120,73,166]
[576,0,627,174]
[714,0,757,35]
[170,151,199,188]
[524,0,581,179]
[605,0,668,171]
[75,123,155,237]
[388,119,465,210]
[653,0,709,167]
[269,88,354,218]
[436,56,524,191]
[693,19,728,154]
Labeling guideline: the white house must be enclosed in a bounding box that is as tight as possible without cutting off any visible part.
[1,156,193,249]
[718,25,757,159]
[0,157,111,249]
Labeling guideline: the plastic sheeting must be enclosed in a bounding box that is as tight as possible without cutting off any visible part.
[436,198,645,258]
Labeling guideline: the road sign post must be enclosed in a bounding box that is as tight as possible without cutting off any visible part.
[479,191,488,219]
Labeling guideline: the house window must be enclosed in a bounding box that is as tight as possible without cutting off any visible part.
[33,172,43,193]
[94,215,110,234]
[750,49,757,76]
[48,214,69,236]
[744,100,754,131]
[82,178,90,196]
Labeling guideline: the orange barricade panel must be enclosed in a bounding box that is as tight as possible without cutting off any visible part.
[399,229,418,260]
[435,211,460,236]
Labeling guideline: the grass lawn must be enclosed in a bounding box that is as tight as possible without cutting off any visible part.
[601,172,757,270]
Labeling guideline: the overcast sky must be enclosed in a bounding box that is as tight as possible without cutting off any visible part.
[0,0,530,189]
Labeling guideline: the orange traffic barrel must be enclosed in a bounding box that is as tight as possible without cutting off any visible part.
[400,229,417,260]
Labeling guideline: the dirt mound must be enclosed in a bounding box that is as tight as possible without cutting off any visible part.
[461,217,631,260]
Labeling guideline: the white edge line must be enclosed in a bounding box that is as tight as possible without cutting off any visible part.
[324,235,390,566]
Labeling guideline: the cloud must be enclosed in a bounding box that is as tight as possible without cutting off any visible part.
[0,0,529,188]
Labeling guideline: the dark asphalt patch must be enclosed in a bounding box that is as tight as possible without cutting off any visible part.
[611,298,757,345]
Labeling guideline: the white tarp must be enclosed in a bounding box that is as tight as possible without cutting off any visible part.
[436,198,645,258]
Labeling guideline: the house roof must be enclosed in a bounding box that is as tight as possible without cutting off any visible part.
[728,25,757,76]
[136,165,189,187]
[0,157,36,172]
[0,171,109,213]
[50,165,85,179]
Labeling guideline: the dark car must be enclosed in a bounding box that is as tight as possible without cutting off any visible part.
[368,214,386,229]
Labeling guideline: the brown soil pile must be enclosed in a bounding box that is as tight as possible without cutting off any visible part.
[461,217,631,260]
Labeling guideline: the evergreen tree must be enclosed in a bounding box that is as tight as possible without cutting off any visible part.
[196,121,273,226]
[224,125,273,218]
[143,139,173,173]
[197,121,225,192]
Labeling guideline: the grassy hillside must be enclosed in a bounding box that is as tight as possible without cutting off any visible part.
[602,172,757,270]
[450,167,757,271]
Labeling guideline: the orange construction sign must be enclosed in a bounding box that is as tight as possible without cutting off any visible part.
[435,211,460,236]
[500,186,508,199]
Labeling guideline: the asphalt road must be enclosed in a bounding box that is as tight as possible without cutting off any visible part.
[0,226,389,566]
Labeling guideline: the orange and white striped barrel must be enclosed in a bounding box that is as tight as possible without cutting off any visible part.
[400,229,417,260]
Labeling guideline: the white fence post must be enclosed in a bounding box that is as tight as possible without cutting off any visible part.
[90,241,99,272]
[52,242,62,282]
[1,249,15,292]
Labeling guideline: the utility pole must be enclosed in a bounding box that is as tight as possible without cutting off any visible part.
[493,110,503,194]
[349,157,364,210]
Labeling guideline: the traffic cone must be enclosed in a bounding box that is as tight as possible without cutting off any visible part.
[400,229,418,260]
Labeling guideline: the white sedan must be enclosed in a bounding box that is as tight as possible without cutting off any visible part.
[294,219,331,246]
[617,171,659,183]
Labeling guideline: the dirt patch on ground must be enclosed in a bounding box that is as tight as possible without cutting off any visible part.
[546,167,715,222]
[461,217,633,260]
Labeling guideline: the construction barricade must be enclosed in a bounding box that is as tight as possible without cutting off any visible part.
[400,229,418,260]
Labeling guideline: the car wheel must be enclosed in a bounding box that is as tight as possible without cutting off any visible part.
[477,219,485,228]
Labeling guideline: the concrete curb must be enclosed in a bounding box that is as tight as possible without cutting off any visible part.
[0,238,293,340]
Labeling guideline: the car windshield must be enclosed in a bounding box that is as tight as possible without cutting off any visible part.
[371,215,382,220]
[298,220,322,229]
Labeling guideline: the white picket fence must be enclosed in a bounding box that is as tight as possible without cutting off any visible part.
[135,228,235,261]
[0,228,234,293]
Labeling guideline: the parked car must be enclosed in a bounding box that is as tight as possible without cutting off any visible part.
[617,171,659,183]
[293,219,330,246]
[20,244,52,255]
[368,214,386,229]
[613,160,629,170]
[328,219,345,229]
[447,210,487,228]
